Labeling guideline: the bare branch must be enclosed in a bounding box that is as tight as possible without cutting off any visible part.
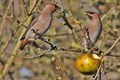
[52,57,68,80]
[103,35,120,56]
[0,0,14,36]
[58,0,84,49]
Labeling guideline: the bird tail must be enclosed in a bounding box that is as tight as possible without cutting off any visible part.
[20,38,29,50]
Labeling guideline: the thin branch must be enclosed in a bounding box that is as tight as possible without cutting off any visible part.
[102,35,120,57]
[105,54,120,57]
[22,0,29,15]
[52,57,68,80]
[28,0,39,15]
[5,46,82,60]
[56,47,82,52]
[0,0,39,57]
[103,62,108,80]
[11,1,15,18]
[0,0,39,79]
[99,34,106,50]
[59,0,64,13]
[34,30,83,52]
[32,29,83,52]
[0,17,29,57]
[0,0,14,36]
[43,28,82,37]
[58,0,84,49]
[94,35,120,80]
[77,20,87,44]
[7,49,52,59]
[97,34,106,55]
[94,61,103,80]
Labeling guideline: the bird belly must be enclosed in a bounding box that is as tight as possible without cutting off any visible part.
[89,27,101,44]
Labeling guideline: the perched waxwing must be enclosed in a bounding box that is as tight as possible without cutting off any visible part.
[84,11,102,49]
[20,3,60,50]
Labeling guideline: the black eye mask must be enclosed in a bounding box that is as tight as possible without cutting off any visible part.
[89,12,95,14]
[54,4,60,9]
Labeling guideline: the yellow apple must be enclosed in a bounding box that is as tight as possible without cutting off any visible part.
[76,53,101,75]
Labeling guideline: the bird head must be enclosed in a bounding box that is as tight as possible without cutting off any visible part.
[45,3,60,13]
[86,11,100,19]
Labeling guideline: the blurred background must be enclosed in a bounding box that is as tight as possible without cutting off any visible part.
[0,0,120,80]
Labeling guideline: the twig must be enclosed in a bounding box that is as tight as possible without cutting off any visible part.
[22,0,39,16]
[99,34,106,50]
[8,71,14,80]
[67,2,87,45]
[32,28,83,52]
[97,34,106,55]
[58,0,84,49]
[77,20,87,44]
[56,47,82,52]
[0,0,39,57]
[103,62,108,80]
[22,0,29,15]
[59,0,64,12]
[11,1,15,18]
[6,46,82,59]
[0,0,39,79]
[94,35,120,79]
[43,28,82,37]
[7,49,51,59]
[28,0,39,15]
[102,35,120,57]
[94,61,103,80]
[105,54,120,57]
[0,55,14,80]
[31,29,83,53]
[0,0,14,36]
[52,57,68,80]
[0,17,29,57]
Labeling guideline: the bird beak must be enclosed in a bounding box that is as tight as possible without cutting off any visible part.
[85,11,91,16]
[85,11,93,19]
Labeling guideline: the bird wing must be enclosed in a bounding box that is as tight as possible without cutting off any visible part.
[20,14,41,40]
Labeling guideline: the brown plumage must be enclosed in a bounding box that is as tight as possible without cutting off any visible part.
[84,11,102,49]
[20,4,60,50]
